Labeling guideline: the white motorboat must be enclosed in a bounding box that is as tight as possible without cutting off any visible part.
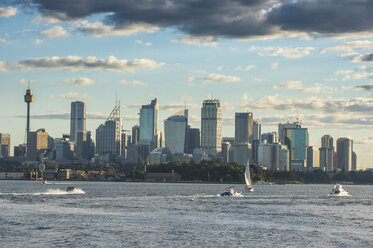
[220,187,243,197]
[244,159,254,192]
[329,184,350,197]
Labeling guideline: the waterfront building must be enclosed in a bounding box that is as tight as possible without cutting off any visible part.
[0,133,11,158]
[201,99,222,157]
[280,146,290,171]
[278,122,301,144]
[352,151,357,171]
[149,148,167,165]
[235,112,253,144]
[70,101,86,144]
[139,98,158,149]
[164,110,188,155]
[95,103,121,159]
[337,138,353,171]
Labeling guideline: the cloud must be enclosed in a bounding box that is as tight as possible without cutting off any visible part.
[356,84,373,91]
[191,73,240,83]
[64,77,95,86]
[273,81,336,93]
[0,7,17,17]
[171,34,217,47]
[249,46,315,58]
[0,38,11,44]
[21,0,373,40]
[273,80,303,89]
[0,61,8,72]
[135,40,152,46]
[352,54,373,63]
[354,136,373,145]
[119,80,148,87]
[15,55,164,72]
[59,92,92,100]
[235,65,255,71]
[17,78,27,85]
[12,112,137,120]
[77,20,158,37]
[33,38,43,45]
[41,25,71,38]
[322,40,373,54]
[271,62,279,70]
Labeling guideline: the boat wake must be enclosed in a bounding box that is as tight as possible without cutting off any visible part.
[34,188,85,195]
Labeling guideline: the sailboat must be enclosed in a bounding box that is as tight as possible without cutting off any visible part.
[245,159,254,192]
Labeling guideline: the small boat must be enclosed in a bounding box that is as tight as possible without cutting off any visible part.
[220,187,242,197]
[66,186,75,192]
[329,184,350,197]
[244,159,254,192]
[42,180,48,184]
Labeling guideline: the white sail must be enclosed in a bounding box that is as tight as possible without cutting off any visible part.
[245,160,251,187]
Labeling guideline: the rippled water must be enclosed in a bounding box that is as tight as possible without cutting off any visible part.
[0,181,372,247]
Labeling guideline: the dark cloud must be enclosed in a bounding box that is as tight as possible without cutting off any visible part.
[356,84,373,91]
[14,0,373,39]
[358,54,373,62]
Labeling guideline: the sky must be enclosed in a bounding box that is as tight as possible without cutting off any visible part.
[1,0,373,169]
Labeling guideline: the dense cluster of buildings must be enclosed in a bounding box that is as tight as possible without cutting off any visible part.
[0,88,358,173]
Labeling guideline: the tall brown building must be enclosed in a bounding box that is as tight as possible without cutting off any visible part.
[0,133,11,158]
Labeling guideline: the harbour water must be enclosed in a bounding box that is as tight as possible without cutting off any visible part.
[0,181,372,247]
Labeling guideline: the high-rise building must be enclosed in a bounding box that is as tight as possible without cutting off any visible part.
[278,122,301,144]
[0,133,11,158]
[55,137,74,161]
[337,138,353,171]
[139,98,158,148]
[201,99,222,157]
[27,129,52,161]
[319,134,334,171]
[307,146,320,168]
[233,142,251,166]
[252,120,261,142]
[121,130,131,158]
[258,143,273,169]
[261,132,277,144]
[131,125,140,144]
[352,151,357,171]
[14,144,26,157]
[164,110,188,155]
[221,142,230,163]
[235,112,253,144]
[96,103,121,159]
[321,135,334,148]
[186,126,200,154]
[70,101,86,144]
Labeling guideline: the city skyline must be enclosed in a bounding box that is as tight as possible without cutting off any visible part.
[1,1,373,169]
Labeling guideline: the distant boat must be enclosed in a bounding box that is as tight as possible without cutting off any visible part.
[329,184,350,197]
[245,160,254,192]
[220,186,243,197]
[66,186,75,192]
[42,180,48,184]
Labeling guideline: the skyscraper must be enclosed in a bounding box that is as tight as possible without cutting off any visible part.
[186,126,200,154]
[279,122,308,170]
[234,112,253,144]
[0,133,10,158]
[164,110,188,154]
[337,138,353,171]
[252,120,261,142]
[131,125,140,144]
[319,134,334,171]
[70,101,86,144]
[201,99,222,157]
[139,98,158,148]
[27,129,51,161]
[95,103,121,159]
